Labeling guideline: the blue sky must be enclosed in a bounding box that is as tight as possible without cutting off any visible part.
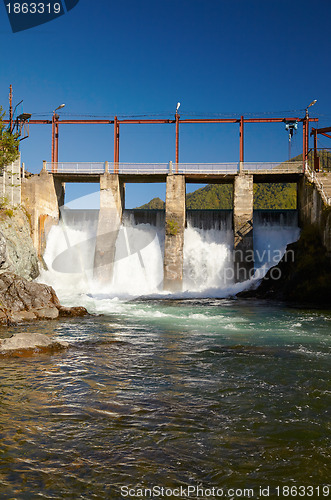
[1,0,331,207]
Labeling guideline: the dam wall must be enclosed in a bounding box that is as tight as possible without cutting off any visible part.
[298,176,331,258]
[123,209,298,230]
[21,169,63,257]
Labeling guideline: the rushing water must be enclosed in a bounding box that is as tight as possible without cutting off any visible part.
[0,213,330,499]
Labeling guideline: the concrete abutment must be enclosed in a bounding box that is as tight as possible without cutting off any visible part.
[21,170,61,258]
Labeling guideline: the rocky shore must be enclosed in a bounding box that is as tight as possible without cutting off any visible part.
[0,207,88,327]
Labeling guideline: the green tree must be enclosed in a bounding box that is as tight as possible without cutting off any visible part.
[0,106,20,174]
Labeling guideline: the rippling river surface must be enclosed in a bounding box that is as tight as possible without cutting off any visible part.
[0,299,330,499]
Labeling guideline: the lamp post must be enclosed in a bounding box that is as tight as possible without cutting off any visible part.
[175,102,180,172]
[303,100,317,168]
[51,104,65,170]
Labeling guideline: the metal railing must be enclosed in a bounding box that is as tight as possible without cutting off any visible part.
[176,163,239,174]
[243,161,303,173]
[311,148,331,172]
[46,162,105,173]
[115,163,169,174]
[45,161,304,176]
[305,164,331,205]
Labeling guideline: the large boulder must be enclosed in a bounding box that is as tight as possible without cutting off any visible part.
[0,333,68,352]
[0,272,88,325]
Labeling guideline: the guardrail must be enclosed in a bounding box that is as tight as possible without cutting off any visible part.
[46,162,105,173]
[115,163,169,174]
[305,165,331,205]
[243,161,303,173]
[45,161,304,175]
[176,163,239,174]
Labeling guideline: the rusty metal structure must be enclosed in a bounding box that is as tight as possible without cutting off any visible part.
[311,125,331,171]
[4,86,318,170]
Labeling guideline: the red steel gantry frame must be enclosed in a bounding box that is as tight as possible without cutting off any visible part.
[4,114,318,171]
[311,125,331,171]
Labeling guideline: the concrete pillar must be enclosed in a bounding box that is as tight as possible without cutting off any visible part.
[233,174,254,282]
[93,173,123,283]
[163,174,186,291]
[21,169,60,256]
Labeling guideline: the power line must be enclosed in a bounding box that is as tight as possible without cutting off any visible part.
[28,108,323,120]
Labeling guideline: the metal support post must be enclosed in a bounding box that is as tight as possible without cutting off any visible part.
[175,112,180,172]
[239,115,244,173]
[51,112,55,170]
[313,129,319,172]
[302,118,307,171]
[9,85,13,133]
[114,116,119,173]
[55,119,59,168]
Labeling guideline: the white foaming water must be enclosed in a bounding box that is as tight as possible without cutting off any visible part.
[39,210,300,310]
[183,225,233,291]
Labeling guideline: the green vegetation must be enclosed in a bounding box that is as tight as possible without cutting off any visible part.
[166,219,179,235]
[253,183,296,209]
[138,197,165,209]
[137,183,297,210]
[4,208,14,218]
[291,150,331,172]
[187,184,233,209]
[0,106,20,174]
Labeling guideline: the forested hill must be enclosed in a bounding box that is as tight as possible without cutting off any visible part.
[137,183,297,210]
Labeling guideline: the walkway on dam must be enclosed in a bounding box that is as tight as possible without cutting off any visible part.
[45,161,304,184]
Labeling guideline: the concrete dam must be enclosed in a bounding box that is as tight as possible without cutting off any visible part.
[20,163,330,294]
[39,205,299,297]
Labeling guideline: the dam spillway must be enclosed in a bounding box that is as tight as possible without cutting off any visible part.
[123,209,298,230]
[42,207,300,298]
[22,165,314,292]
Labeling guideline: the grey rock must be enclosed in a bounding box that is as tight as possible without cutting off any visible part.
[0,207,39,280]
[0,332,68,351]
[0,272,61,312]
[34,307,59,320]
[0,272,88,325]
[9,311,37,322]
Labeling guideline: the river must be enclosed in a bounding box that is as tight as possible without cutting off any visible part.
[0,215,330,499]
